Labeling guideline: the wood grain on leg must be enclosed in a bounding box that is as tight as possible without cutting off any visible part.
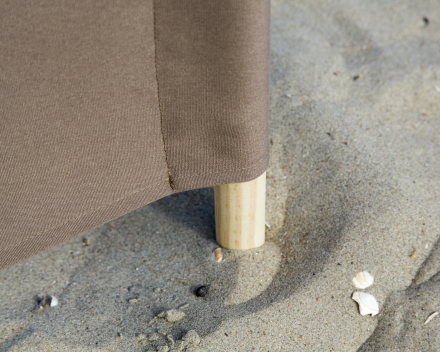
[214,171,266,250]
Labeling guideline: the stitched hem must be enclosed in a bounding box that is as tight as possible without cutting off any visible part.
[173,156,269,180]
[1,162,268,260]
[152,0,174,190]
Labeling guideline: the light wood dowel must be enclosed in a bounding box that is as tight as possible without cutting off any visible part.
[214,171,266,250]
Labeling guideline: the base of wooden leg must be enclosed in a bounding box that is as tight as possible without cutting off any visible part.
[214,171,266,250]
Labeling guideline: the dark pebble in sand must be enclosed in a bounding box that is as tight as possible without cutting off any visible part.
[195,285,209,297]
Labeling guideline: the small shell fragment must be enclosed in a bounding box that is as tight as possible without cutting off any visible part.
[50,296,58,307]
[179,303,190,310]
[83,238,90,246]
[212,248,223,263]
[410,248,417,260]
[265,222,271,228]
[352,271,374,289]
[158,309,185,322]
[424,312,439,325]
[352,292,379,316]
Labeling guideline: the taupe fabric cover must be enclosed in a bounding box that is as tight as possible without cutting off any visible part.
[0,0,270,270]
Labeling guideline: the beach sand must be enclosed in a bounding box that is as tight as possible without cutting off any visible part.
[1,0,440,351]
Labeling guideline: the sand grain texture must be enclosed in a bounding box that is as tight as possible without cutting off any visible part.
[2,0,440,351]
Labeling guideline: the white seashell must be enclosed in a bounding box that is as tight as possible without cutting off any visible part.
[50,296,58,307]
[352,292,379,316]
[424,312,439,325]
[352,271,374,289]
[212,248,223,263]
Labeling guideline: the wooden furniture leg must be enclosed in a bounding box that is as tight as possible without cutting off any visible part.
[214,171,266,250]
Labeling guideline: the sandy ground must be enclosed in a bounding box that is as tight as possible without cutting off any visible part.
[2,0,440,351]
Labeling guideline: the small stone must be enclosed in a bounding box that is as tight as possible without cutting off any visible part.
[83,238,90,246]
[195,286,209,297]
[157,346,169,352]
[154,288,162,293]
[36,295,44,306]
[36,295,51,309]
[179,303,190,310]
[182,330,200,346]
[158,309,185,322]
[129,298,139,304]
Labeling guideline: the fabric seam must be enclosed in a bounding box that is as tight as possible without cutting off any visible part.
[152,0,174,190]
